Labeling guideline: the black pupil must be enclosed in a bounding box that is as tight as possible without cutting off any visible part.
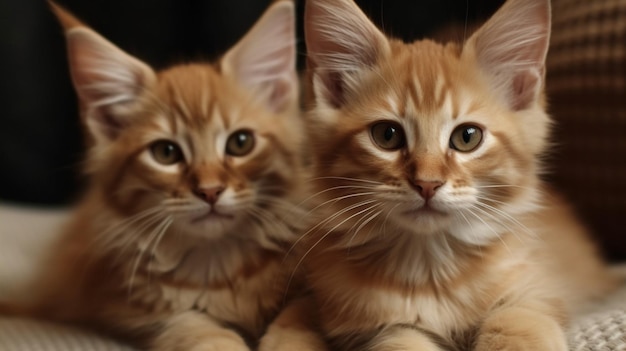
[163,144,176,158]
[384,126,396,141]
[236,133,249,148]
[463,127,476,143]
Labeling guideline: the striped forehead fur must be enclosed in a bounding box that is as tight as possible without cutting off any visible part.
[158,64,226,129]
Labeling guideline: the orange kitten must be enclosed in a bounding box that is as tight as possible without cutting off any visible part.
[301,0,617,350]
[0,2,325,351]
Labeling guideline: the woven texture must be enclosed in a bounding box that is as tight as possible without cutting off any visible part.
[0,318,133,351]
[569,310,626,351]
[546,0,626,261]
[568,283,626,351]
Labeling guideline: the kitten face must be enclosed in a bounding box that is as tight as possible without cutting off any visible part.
[312,46,533,239]
[56,1,301,243]
[305,0,551,246]
[101,65,301,239]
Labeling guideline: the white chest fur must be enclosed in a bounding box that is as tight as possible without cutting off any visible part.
[126,235,287,337]
[156,259,283,336]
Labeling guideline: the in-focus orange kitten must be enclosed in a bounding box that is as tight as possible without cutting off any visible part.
[301,0,617,350]
[0,2,326,351]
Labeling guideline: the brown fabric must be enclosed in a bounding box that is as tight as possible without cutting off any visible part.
[546,0,626,261]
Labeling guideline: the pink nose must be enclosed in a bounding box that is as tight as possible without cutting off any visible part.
[413,180,444,200]
[194,186,225,205]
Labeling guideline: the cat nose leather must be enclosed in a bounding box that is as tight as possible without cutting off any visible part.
[413,180,444,200]
[194,186,225,205]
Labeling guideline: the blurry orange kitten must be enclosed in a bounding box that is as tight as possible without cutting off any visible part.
[301,0,617,350]
[0,2,326,351]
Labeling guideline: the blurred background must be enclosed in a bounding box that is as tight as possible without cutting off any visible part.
[0,0,624,261]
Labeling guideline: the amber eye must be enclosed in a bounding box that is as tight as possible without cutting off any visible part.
[226,130,255,156]
[150,140,184,165]
[370,122,405,150]
[450,124,483,152]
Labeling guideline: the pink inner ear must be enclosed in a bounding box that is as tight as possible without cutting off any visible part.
[90,111,125,140]
[65,28,156,143]
[467,0,550,111]
[219,2,296,114]
[511,70,541,111]
[268,77,293,113]
[318,71,345,109]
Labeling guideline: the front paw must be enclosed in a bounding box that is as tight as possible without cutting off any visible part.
[368,327,443,351]
[474,308,567,351]
[258,325,328,351]
[189,339,250,351]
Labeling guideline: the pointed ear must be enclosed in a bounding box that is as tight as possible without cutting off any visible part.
[464,0,550,111]
[305,0,390,108]
[50,2,156,143]
[221,1,297,114]
[305,0,388,68]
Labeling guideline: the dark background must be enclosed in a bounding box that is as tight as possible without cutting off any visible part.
[3,0,624,262]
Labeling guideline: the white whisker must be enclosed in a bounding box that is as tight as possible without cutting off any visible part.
[346,205,384,249]
[456,209,483,256]
[127,217,172,297]
[284,199,378,260]
[304,191,377,214]
[308,176,385,185]
[474,202,536,240]
[381,203,401,235]
[464,207,511,253]
[247,207,294,240]
[299,186,378,206]
[96,207,163,246]
[146,216,173,283]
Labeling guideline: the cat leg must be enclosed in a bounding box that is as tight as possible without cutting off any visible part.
[474,306,567,351]
[258,296,329,351]
[152,311,249,351]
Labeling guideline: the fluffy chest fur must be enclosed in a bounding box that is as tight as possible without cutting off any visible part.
[47,196,302,344]
[131,243,287,338]
[305,229,527,339]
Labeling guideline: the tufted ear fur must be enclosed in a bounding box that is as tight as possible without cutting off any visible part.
[50,2,156,144]
[221,1,297,114]
[304,0,390,109]
[464,0,551,111]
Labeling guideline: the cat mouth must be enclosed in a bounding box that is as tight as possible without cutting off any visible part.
[403,205,447,218]
[191,210,234,224]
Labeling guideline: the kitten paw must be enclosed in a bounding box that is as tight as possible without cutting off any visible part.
[368,327,443,351]
[474,308,567,351]
[258,326,328,351]
[189,340,250,351]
